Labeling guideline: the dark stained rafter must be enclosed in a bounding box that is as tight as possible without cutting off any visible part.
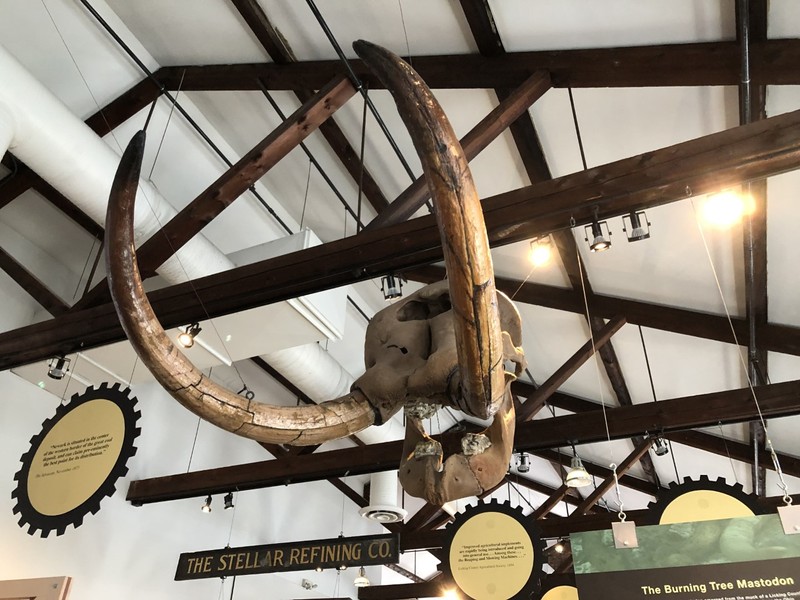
[530,484,572,519]
[125,378,800,505]
[410,265,800,363]
[152,39,800,92]
[3,107,800,369]
[511,379,800,481]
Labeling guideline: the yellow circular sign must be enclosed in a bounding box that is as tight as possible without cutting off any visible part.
[660,490,755,525]
[541,585,580,600]
[449,511,534,599]
[27,399,125,516]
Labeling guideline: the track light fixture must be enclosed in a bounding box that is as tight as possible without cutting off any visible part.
[553,539,566,554]
[565,444,592,488]
[584,217,612,253]
[178,322,202,348]
[528,235,552,267]
[653,436,669,457]
[516,452,530,473]
[223,492,235,510]
[380,274,404,301]
[622,210,651,242]
[47,355,70,380]
[354,566,370,587]
[201,495,212,513]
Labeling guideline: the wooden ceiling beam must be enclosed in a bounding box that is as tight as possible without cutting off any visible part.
[153,39,800,91]
[458,0,505,56]
[125,379,800,505]
[3,108,800,369]
[512,379,800,482]
[530,483,572,520]
[410,265,800,359]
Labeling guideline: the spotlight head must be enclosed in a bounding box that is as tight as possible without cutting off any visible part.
[585,219,611,252]
[653,436,669,457]
[201,495,212,513]
[354,566,370,588]
[516,452,530,473]
[380,274,404,301]
[47,355,71,380]
[623,210,651,242]
[528,236,553,267]
[178,323,202,348]
[223,492,234,510]
[554,540,565,554]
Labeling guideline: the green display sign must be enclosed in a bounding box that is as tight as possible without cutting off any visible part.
[572,514,800,600]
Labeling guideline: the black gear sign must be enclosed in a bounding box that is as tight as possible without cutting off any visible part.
[646,475,764,525]
[441,499,546,600]
[11,382,141,537]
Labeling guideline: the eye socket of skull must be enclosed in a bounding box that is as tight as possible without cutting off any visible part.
[397,293,452,322]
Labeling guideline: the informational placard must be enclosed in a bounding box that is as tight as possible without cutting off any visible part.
[175,534,399,580]
[573,514,800,600]
[12,383,140,537]
[442,501,544,600]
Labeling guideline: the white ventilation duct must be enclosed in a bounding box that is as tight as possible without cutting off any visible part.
[0,42,409,518]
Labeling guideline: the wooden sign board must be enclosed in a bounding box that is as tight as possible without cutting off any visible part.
[175,534,399,580]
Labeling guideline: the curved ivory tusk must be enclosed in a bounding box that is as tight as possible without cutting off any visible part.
[105,131,376,445]
[354,40,506,420]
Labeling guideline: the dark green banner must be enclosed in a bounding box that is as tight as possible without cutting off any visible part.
[175,534,398,580]
[572,515,800,600]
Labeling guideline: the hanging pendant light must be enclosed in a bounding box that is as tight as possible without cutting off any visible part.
[354,566,370,587]
[565,445,591,488]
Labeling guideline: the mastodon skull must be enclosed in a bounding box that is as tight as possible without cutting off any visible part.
[104,41,526,505]
[355,281,525,504]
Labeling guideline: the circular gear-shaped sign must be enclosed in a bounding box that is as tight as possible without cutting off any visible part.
[647,475,763,525]
[442,499,545,600]
[12,382,141,537]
